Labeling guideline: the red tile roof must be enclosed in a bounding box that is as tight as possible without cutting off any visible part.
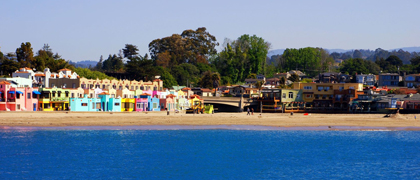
[0,81,11,85]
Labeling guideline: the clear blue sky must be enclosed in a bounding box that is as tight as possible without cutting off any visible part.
[1,0,419,61]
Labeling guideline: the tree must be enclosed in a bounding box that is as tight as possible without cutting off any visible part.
[0,52,19,76]
[171,63,200,86]
[125,54,157,81]
[279,77,286,85]
[122,44,139,59]
[149,27,218,67]
[156,66,177,88]
[247,73,257,79]
[74,67,115,80]
[95,55,103,71]
[16,42,35,68]
[288,73,300,82]
[340,58,380,75]
[353,50,363,59]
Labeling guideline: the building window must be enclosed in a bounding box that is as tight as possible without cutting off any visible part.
[288,92,293,98]
[119,86,122,90]
[131,86,134,90]
[140,86,144,90]
[115,103,120,106]
[27,93,31,99]
[73,83,76,88]
[317,87,323,91]
[304,86,312,90]
[81,103,88,106]
[136,86,138,90]
[71,93,75,98]
[282,93,286,98]
[17,104,21,110]
[52,83,55,87]
[103,85,105,89]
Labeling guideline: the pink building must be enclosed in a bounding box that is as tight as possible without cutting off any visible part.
[134,93,150,112]
[0,81,40,111]
[159,94,176,111]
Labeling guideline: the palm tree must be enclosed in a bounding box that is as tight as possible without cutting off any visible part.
[254,81,264,97]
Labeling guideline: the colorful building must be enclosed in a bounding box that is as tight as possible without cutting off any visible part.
[39,87,71,111]
[135,93,151,112]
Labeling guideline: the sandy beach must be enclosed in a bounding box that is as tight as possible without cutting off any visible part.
[1,111,420,129]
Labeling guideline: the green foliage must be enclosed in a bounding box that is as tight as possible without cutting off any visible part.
[301,78,313,83]
[16,42,35,68]
[74,67,114,80]
[288,73,300,82]
[125,54,157,81]
[375,55,403,73]
[156,66,177,88]
[102,54,124,72]
[214,34,270,84]
[279,47,334,77]
[0,52,20,76]
[247,73,257,79]
[279,77,286,85]
[340,58,380,75]
[122,44,139,59]
[149,27,218,67]
[171,63,200,86]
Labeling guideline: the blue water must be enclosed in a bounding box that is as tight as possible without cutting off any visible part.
[1,129,420,179]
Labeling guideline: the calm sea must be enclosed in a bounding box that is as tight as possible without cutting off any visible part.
[1,128,420,179]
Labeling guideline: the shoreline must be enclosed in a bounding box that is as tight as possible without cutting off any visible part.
[1,111,420,130]
[2,125,420,131]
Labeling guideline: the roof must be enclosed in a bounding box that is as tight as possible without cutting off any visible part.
[181,87,191,90]
[153,79,163,82]
[0,81,11,85]
[14,71,30,74]
[140,93,151,96]
[190,94,201,99]
[58,68,72,72]
[167,94,176,98]
[98,92,109,95]
[201,88,212,92]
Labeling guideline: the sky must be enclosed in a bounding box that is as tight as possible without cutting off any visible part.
[1,0,419,62]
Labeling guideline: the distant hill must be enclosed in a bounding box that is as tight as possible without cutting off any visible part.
[267,46,420,57]
[69,60,97,68]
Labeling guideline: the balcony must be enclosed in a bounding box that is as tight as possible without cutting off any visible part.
[51,97,68,102]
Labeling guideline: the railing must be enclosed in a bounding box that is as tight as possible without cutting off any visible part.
[51,97,67,101]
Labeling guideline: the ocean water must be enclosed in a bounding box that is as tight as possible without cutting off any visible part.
[1,128,420,179]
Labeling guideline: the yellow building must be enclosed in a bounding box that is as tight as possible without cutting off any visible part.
[293,82,363,107]
[79,78,163,91]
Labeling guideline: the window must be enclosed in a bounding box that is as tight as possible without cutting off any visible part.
[304,86,312,90]
[17,104,20,110]
[92,102,95,109]
[282,93,286,98]
[339,87,344,91]
[90,93,93,98]
[318,87,323,91]
[81,84,86,89]
[65,92,69,97]
[44,103,50,108]
[81,103,88,106]
[113,85,116,89]
[131,86,134,90]
[63,83,67,88]
[140,86,144,90]
[72,83,76,88]
[305,94,312,98]
[103,85,105,89]
[288,92,293,98]
[115,103,120,106]
[71,93,75,98]
[52,92,56,97]
[136,86,138,90]
[124,95,127,98]
[153,103,158,109]
[119,86,122,90]
[324,87,329,91]
[111,94,115,98]
[96,103,101,109]
[27,93,31,99]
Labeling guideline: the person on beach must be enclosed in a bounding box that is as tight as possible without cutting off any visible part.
[251,108,254,115]
[247,107,250,115]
